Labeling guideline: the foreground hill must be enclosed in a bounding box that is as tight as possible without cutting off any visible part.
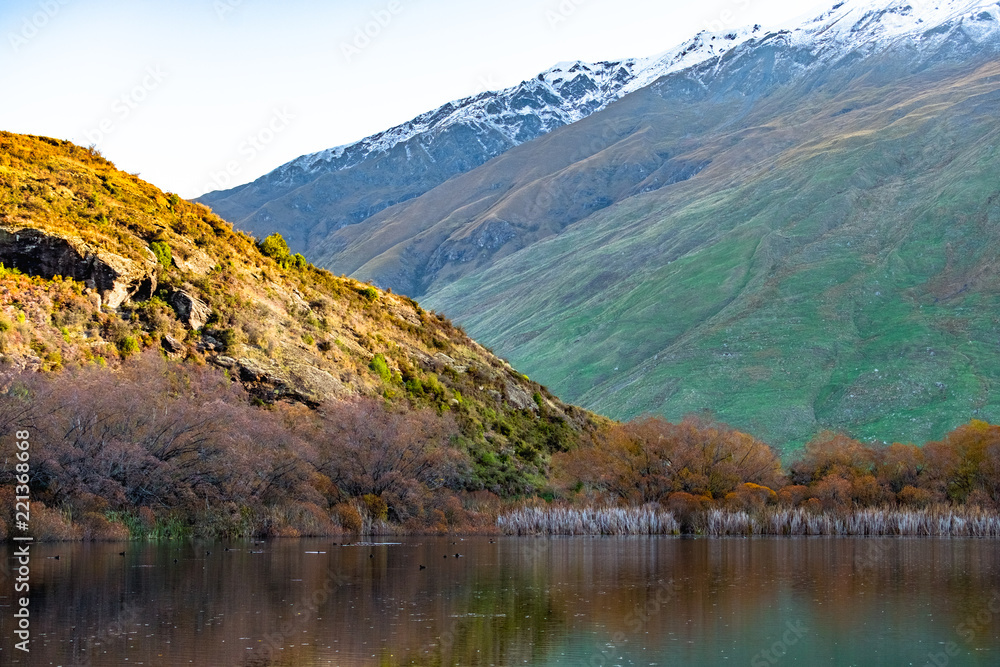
[0,131,602,498]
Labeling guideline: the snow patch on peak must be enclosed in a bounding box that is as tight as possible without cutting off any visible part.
[270,0,1000,187]
[785,0,1000,50]
[273,34,759,184]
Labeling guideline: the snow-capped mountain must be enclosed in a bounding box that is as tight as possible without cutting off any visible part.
[200,0,1000,447]
[266,26,764,186]
[196,23,765,241]
[198,0,1000,255]
[786,0,999,50]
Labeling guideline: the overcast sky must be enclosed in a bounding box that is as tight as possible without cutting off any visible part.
[0,0,834,198]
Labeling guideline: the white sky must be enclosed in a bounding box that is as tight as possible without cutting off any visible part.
[0,0,833,198]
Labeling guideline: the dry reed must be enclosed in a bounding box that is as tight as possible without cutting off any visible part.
[498,505,1000,537]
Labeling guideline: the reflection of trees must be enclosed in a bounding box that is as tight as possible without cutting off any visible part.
[387,541,570,666]
[10,537,1000,666]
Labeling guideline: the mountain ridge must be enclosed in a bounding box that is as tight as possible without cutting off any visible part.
[194,22,765,250]
[199,0,1000,447]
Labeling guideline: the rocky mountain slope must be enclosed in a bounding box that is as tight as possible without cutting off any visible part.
[0,131,602,492]
[195,27,760,254]
[316,0,1000,298]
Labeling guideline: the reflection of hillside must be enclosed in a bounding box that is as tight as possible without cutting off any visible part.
[12,537,1000,666]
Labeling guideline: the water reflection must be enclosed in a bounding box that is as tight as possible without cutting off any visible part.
[1,537,998,665]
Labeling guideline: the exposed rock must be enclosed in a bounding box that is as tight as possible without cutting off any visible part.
[433,352,467,373]
[161,335,185,358]
[236,357,309,405]
[169,290,211,330]
[504,380,538,412]
[196,334,222,353]
[83,289,102,310]
[0,226,156,308]
[211,355,237,369]
[285,362,349,402]
[388,302,422,327]
[171,247,215,275]
[231,356,350,406]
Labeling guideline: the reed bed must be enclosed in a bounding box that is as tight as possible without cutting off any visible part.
[711,506,1000,537]
[499,505,1000,537]
[498,505,680,536]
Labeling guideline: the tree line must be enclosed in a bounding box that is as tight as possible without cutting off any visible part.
[1,354,999,540]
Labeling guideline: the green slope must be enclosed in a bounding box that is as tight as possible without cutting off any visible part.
[423,57,1000,450]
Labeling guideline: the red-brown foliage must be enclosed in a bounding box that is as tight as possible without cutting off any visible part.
[555,416,784,503]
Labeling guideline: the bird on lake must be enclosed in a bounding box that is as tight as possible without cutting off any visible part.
[119,551,126,556]
[419,564,426,570]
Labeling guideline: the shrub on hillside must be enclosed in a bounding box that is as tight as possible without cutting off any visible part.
[258,233,290,262]
[150,241,172,268]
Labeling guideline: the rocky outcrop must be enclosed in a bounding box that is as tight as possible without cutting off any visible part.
[504,379,538,412]
[0,226,156,308]
[211,356,347,407]
[161,335,185,359]
[171,247,215,275]
[169,290,211,330]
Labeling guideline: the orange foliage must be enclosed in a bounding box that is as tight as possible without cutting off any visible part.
[555,416,784,504]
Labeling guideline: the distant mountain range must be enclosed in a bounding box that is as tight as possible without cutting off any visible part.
[196,23,763,256]
[199,0,1000,447]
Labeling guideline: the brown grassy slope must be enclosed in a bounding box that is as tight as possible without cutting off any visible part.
[0,131,605,489]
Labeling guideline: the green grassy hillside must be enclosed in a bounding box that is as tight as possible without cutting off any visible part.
[422,56,1000,450]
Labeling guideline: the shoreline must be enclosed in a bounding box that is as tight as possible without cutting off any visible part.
[6,503,1000,542]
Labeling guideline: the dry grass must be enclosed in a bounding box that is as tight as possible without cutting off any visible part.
[498,505,680,535]
[498,504,1000,537]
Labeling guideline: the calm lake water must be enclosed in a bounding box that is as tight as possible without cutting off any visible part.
[1,536,999,666]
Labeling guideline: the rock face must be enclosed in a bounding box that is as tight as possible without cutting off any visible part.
[222,356,347,406]
[169,290,211,330]
[0,226,156,308]
[161,335,185,358]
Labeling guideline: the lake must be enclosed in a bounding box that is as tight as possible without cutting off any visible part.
[1,536,999,666]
